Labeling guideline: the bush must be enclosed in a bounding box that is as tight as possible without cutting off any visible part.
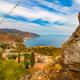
[24,61,30,69]
[0,60,26,80]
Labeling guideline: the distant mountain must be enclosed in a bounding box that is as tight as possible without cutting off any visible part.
[0,29,39,44]
[0,29,39,38]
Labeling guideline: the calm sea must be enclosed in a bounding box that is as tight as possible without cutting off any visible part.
[24,35,69,48]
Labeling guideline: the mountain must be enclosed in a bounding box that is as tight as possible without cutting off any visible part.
[63,13,80,64]
[0,29,39,44]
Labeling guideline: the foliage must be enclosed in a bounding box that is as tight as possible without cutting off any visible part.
[0,47,4,60]
[11,40,27,63]
[52,49,62,59]
[24,52,35,68]
[24,61,30,69]
[0,60,26,80]
[24,53,31,69]
[27,46,62,63]
[55,64,62,71]
[30,51,35,67]
[24,53,31,59]
[0,43,9,50]
[8,54,16,59]
[27,46,62,57]
[43,63,63,80]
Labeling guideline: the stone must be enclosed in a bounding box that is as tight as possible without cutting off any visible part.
[78,12,80,25]
[63,12,80,64]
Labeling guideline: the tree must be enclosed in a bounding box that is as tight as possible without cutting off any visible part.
[0,47,4,60]
[24,53,31,69]
[11,40,27,63]
[30,51,35,67]
[24,51,35,68]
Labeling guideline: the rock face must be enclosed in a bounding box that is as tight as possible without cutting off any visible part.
[78,12,80,25]
[63,13,80,64]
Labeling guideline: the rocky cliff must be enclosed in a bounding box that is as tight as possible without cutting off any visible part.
[63,13,80,64]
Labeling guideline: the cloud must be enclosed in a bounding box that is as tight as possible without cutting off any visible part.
[0,0,79,35]
[0,1,67,25]
[74,0,80,4]
[0,19,77,36]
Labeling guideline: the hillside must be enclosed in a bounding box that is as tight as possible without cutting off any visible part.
[27,46,61,56]
[0,29,39,44]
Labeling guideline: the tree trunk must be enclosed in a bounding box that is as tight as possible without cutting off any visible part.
[18,52,20,63]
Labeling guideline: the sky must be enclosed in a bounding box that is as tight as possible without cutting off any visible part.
[0,0,80,36]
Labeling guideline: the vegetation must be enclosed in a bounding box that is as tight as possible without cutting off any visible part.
[24,51,35,69]
[0,13,80,80]
[0,60,26,80]
[24,53,31,69]
[0,47,3,60]
[0,37,62,80]
[30,51,35,67]
[0,43,9,50]
[8,54,16,60]
[0,43,10,60]
[27,46,62,59]
[11,40,27,63]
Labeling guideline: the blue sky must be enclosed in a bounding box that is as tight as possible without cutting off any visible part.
[0,0,80,35]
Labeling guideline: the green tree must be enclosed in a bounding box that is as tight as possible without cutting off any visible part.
[24,53,31,69]
[11,40,26,63]
[30,51,35,67]
[24,51,35,68]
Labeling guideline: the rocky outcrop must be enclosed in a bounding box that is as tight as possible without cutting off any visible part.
[78,12,80,26]
[63,12,80,64]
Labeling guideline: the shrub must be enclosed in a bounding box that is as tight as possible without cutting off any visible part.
[0,60,26,80]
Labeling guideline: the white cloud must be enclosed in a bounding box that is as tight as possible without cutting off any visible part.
[0,1,14,13]
[0,0,69,23]
[0,19,77,36]
[0,0,79,36]
[74,0,80,4]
